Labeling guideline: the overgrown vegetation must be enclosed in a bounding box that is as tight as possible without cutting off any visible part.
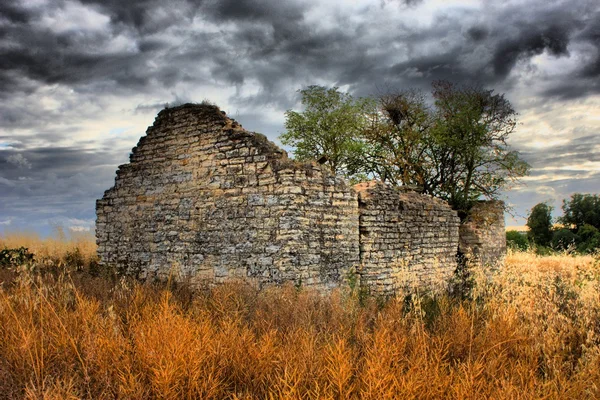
[526,202,554,247]
[282,82,529,217]
[522,193,600,254]
[1,234,600,398]
[505,230,528,251]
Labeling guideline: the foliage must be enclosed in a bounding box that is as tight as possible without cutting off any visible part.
[363,81,530,214]
[448,258,476,301]
[360,89,433,189]
[576,224,600,253]
[523,196,600,254]
[65,247,85,271]
[282,81,529,216]
[427,80,529,213]
[0,247,34,267]
[527,202,553,247]
[506,230,528,250]
[0,232,101,277]
[552,228,578,251]
[281,85,375,177]
[560,193,600,230]
[577,223,599,242]
[532,244,554,256]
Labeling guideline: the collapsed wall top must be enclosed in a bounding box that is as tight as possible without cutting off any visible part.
[355,181,461,295]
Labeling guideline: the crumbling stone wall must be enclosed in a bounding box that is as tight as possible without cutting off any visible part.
[96,104,359,290]
[96,103,506,294]
[459,200,506,265]
[355,181,460,295]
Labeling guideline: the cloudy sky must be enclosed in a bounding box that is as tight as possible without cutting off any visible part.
[1,0,599,235]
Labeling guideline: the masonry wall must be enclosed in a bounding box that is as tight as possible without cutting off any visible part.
[355,181,461,295]
[96,104,359,290]
[459,200,506,265]
[97,103,506,294]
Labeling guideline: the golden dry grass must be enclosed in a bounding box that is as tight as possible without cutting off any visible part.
[1,234,599,399]
[0,230,97,266]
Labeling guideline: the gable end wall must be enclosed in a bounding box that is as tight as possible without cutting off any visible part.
[96,104,359,290]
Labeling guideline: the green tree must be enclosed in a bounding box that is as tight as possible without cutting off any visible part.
[552,228,578,251]
[360,89,434,188]
[364,81,529,216]
[576,224,600,253]
[429,81,529,214]
[281,86,375,177]
[560,193,600,230]
[526,202,553,247]
[506,230,528,251]
[281,81,529,217]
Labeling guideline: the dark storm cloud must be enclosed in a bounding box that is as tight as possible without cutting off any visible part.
[581,57,600,79]
[0,46,148,89]
[0,24,154,100]
[79,0,164,30]
[0,1,211,101]
[2,0,599,106]
[79,0,204,33]
[0,143,131,233]
[466,26,488,42]
[204,0,304,23]
[578,11,600,78]
[516,133,600,200]
[492,24,572,78]
[199,0,600,103]
[0,145,127,185]
[0,2,37,24]
[542,80,600,100]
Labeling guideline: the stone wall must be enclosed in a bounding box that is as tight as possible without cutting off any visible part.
[355,181,460,295]
[96,103,506,294]
[96,103,359,290]
[459,200,506,265]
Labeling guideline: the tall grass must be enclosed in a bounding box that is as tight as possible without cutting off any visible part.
[0,229,97,268]
[1,235,599,399]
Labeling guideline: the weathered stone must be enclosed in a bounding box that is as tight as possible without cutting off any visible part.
[355,181,461,295]
[96,103,506,295]
[459,200,506,265]
[96,103,359,291]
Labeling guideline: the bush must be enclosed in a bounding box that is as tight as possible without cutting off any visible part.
[65,247,85,271]
[506,230,528,251]
[533,245,554,256]
[552,229,578,251]
[577,224,600,253]
[560,193,600,230]
[0,247,34,268]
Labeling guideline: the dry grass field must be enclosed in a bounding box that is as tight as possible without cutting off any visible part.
[1,233,599,399]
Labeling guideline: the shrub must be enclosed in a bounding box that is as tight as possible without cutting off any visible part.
[552,228,578,251]
[0,247,34,267]
[506,230,528,250]
[577,224,600,253]
[527,202,553,246]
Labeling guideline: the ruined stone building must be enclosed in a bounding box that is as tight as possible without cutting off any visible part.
[96,103,506,295]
